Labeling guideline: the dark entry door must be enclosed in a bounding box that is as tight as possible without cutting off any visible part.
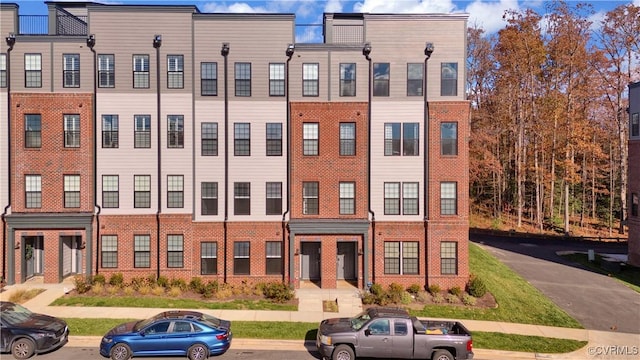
[337,242,356,280]
[23,236,43,279]
[301,242,321,280]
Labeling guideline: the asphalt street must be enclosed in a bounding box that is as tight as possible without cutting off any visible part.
[471,233,640,334]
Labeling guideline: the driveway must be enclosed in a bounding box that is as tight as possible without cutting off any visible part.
[471,233,640,334]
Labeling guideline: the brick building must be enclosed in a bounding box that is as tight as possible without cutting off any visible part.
[629,81,640,266]
[0,2,470,290]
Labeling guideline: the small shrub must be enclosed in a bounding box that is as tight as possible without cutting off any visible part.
[362,293,377,305]
[92,274,106,285]
[107,285,119,296]
[138,285,151,295]
[130,276,146,290]
[467,274,487,298]
[157,276,169,288]
[407,284,422,295]
[91,283,105,295]
[445,294,458,304]
[168,286,182,297]
[189,277,204,292]
[369,283,385,297]
[428,284,441,295]
[462,294,477,306]
[123,286,135,296]
[216,287,233,299]
[400,291,413,305]
[108,273,124,287]
[145,273,157,286]
[74,275,90,294]
[415,291,431,303]
[449,286,462,297]
[169,278,188,291]
[152,286,165,296]
[387,283,404,304]
[432,293,444,304]
[262,282,294,303]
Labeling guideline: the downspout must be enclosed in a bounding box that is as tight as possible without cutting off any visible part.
[87,35,100,276]
[153,35,162,280]
[2,34,16,283]
[221,43,229,283]
[363,43,372,288]
[284,44,294,285]
[423,43,434,287]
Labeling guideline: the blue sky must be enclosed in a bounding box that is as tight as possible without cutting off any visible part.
[13,0,640,42]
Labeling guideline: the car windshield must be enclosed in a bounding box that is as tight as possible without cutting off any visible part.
[350,311,371,330]
[0,303,34,326]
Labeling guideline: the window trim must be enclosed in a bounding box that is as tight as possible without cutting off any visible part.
[167,54,184,89]
[339,182,355,215]
[101,235,118,268]
[269,63,285,96]
[64,174,81,208]
[63,53,80,88]
[340,63,356,97]
[373,62,390,97]
[440,182,458,215]
[303,181,319,215]
[133,54,150,89]
[102,175,119,208]
[340,122,356,156]
[25,174,42,209]
[201,182,218,215]
[167,234,184,268]
[302,63,319,97]
[102,115,119,148]
[440,241,458,275]
[201,242,218,275]
[134,234,151,268]
[201,122,218,156]
[384,241,419,275]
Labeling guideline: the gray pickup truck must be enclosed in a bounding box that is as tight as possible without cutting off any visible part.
[316,307,473,360]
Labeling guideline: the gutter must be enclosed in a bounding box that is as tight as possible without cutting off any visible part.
[2,34,16,284]
[87,35,100,276]
[153,35,162,280]
[284,44,294,285]
[221,43,229,283]
[363,43,372,288]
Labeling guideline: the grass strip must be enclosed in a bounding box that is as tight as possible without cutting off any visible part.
[63,318,586,353]
[410,243,582,328]
[52,297,296,311]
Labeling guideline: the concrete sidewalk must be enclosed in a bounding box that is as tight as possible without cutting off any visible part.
[2,281,639,360]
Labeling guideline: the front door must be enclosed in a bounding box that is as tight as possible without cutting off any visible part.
[23,236,43,280]
[337,242,356,280]
[301,242,321,280]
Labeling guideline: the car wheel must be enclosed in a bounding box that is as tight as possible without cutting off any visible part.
[332,344,355,360]
[188,344,208,360]
[432,349,454,360]
[110,343,132,360]
[11,338,35,359]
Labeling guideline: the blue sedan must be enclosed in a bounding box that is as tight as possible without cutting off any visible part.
[99,310,231,360]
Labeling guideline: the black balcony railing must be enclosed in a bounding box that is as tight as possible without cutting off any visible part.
[18,15,87,35]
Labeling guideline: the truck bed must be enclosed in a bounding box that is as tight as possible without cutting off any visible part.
[411,317,471,336]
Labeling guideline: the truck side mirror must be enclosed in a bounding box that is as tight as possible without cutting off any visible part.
[364,329,371,336]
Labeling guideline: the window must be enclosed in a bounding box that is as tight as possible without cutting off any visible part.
[167,235,184,268]
[303,63,319,96]
[64,114,81,148]
[64,175,80,208]
[234,182,251,215]
[632,113,639,137]
[134,175,151,208]
[403,123,419,156]
[340,123,355,156]
[384,241,418,275]
[394,321,408,336]
[25,114,41,148]
[368,319,390,335]
[403,183,419,215]
[441,122,458,155]
[303,182,319,215]
[407,63,423,96]
[340,63,356,96]
[303,123,319,156]
[266,123,282,156]
[201,242,217,275]
[339,182,355,215]
[234,123,250,156]
[266,241,282,275]
[167,55,184,88]
[384,182,400,215]
[168,115,184,148]
[135,115,151,148]
[102,115,119,148]
[266,182,282,215]
[234,241,250,275]
[0,54,6,87]
[269,63,285,96]
[25,54,42,88]
[133,55,149,88]
[441,242,457,275]
[632,193,638,217]
[384,123,400,156]
[167,175,184,208]
[373,63,389,96]
[441,62,458,96]
[235,62,251,96]
[98,54,115,88]
[440,182,457,215]
[201,62,217,95]
[63,54,80,87]
[25,175,41,208]
[201,182,218,215]
[102,175,119,208]
[202,123,218,156]
[101,235,118,268]
[134,235,150,268]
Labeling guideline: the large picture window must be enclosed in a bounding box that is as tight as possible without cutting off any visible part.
[384,242,418,275]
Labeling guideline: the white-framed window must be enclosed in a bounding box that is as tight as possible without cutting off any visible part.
[303,123,319,155]
[384,241,418,275]
[201,242,217,275]
[133,54,149,88]
[440,182,457,215]
[64,114,80,148]
[441,241,458,275]
[340,182,355,215]
[64,174,80,208]
[303,63,319,96]
[101,235,118,268]
[167,175,184,208]
[134,175,151,208]
[167,235,184,268]
[25,54,42,88]
[63,53,80,87]
[98,54,114,88]
[167,55,184,88]
[102,175,119,208]
[25,175,42,208]
[269,63,285,96]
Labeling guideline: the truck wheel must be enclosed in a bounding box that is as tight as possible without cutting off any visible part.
[432,349,454,360]
[332,344,355,360]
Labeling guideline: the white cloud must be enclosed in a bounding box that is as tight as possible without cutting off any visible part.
[352,0,456,14]
[464,0,520,33]
[324,0,344,13]
[201,2,267,13]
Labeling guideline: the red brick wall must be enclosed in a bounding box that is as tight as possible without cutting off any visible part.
[628,140,640,266]
[11,93,94,213]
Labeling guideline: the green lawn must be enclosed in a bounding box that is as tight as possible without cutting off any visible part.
[51,296,296,311]
[64,318,587,353]
[410,243,583,328]
[560,253,640,293]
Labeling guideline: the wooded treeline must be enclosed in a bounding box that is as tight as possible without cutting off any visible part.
[467,1,640,235]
